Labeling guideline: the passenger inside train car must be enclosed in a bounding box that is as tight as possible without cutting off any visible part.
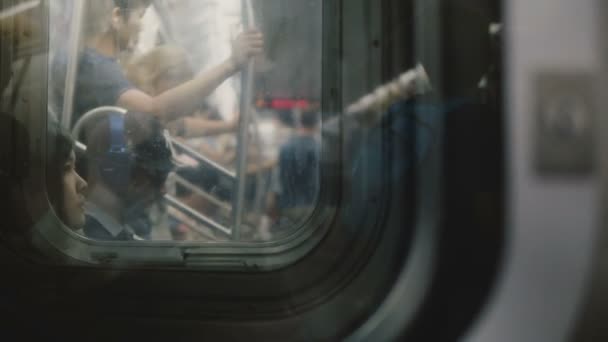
[82,111,173,241]
[124,44,257,241]
[1,112,88,241]
[46,122,88,231]
[267,109,320,228]
[51,0,264,128]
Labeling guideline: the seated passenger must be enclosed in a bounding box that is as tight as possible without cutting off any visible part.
[83,111,173,241]
[51,0,263,128]
[0,115,87,236]
[46,122,89,230]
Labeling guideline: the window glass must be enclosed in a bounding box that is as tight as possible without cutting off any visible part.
[47,0,323,243]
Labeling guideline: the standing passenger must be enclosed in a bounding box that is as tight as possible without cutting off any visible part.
[52,0,263,128]
[46,123,89,231]
[271,110,320,223]
[125,45,239,138]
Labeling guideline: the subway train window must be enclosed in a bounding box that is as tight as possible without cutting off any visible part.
[0,0,534,340]
[2,0,433,275]
[43,0,327,252]
[0,0,456,271]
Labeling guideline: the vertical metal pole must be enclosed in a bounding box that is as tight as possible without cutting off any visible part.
[152,0,176,44]
[231,0,256,240]
[60,0,85,129]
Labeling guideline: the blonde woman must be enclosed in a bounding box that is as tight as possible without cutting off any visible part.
[126,45,239,139]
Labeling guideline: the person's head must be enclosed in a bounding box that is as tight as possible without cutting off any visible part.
[126,45,194,95]
[85,111,173,210]
[276,109,296,128]
[84,0,150,53]
[300,110,319,130]
[47,122,88,230]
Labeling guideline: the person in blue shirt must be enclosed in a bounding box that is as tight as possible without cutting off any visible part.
[269,110,320,224]
[52,0,264,128]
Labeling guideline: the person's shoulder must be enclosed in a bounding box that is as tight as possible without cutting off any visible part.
[80,48,123,72]
[287,135,318,150]
[282,136,296,147]
[279,137,298,159]
[83,214,114,241]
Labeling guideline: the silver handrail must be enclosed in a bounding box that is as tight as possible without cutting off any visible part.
[166,172,231,238]
[165,194,232,236]
[171,173,231,212]
[60,0,85,129]
[170,138,236,180]
[71,106,127,139]
[231,0,257,241]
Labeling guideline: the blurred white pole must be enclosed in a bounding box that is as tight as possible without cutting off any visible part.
[324,64,432,137]
[60,0,85,129]
[345,63,431,115]
[231,0,256,240]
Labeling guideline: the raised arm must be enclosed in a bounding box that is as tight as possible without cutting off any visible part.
[117,30,263,123]
[167,115,239,138]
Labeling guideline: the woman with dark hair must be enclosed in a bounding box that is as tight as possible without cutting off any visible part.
[46,123,88,230]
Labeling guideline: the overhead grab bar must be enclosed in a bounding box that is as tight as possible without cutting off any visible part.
[165,194,232,237]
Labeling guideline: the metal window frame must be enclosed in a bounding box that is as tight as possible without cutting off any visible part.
[2,1,446,340]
